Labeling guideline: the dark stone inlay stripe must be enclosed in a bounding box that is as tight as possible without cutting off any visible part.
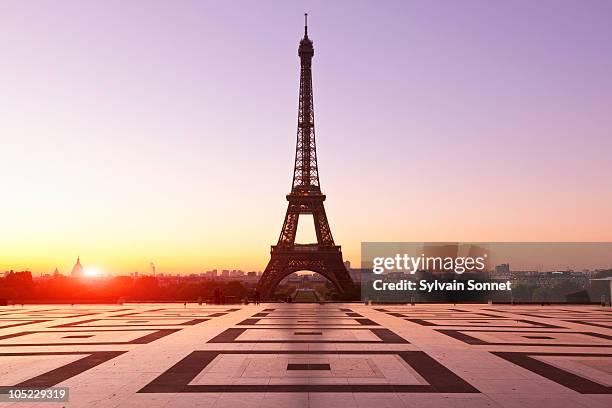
[287,363,330,370]
[0,351,127,388]
[238,319,260,325]
[0,328,181,346]
[518,312,612,319]
[372,328,409,343]
[138,350,479,394]
[493,352,612,394]
[0,320,51,329]
[112,309,233,318]
[52,318,209,328]
[524,336,554,340]
[8,313,99,318]
[407,318,561,329]
[208,328,245,343]
[386,311,503,319]
[236,318,375,327]
[207,327,408,343]
[239,316,360,319]
[437,329,612,347]
[565,320,612,329]
[357,318,379,326]
[130,329,183,344]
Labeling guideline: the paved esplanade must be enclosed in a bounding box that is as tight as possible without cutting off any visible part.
[0,303,610,407]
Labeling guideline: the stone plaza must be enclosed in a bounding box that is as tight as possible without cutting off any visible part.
[0,303,610,407]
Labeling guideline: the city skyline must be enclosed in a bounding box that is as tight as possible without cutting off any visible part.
[2,1,612,276]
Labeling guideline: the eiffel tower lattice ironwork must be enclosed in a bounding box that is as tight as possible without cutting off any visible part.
[257,15,355,300]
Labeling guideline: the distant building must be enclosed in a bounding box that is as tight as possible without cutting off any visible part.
[71,257,84,277]
[495,263,510,274]
[287,273,303,283]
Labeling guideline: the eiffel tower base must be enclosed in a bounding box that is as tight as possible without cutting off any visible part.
[257,246,354,300]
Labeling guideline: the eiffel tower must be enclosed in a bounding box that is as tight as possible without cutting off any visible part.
[257,15,355,300]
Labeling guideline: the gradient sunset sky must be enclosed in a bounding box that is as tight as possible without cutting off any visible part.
[1,0,611,276]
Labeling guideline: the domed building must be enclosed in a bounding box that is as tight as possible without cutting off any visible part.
[71,256,84,277]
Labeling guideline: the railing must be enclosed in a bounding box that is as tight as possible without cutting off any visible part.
[293,244,320,251]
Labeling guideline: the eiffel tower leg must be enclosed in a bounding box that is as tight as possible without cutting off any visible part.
[278,202,299,246]
[257,256,287,300]
[311,201,334,246]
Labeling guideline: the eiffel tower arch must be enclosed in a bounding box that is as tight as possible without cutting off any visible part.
[257,15,354,300]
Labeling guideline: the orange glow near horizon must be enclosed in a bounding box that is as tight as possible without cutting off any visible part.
[83,267,101,277]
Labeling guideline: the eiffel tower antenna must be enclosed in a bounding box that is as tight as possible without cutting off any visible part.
[257,17,354,300]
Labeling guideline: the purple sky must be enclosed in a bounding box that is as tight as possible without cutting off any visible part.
[1,1,611,275]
